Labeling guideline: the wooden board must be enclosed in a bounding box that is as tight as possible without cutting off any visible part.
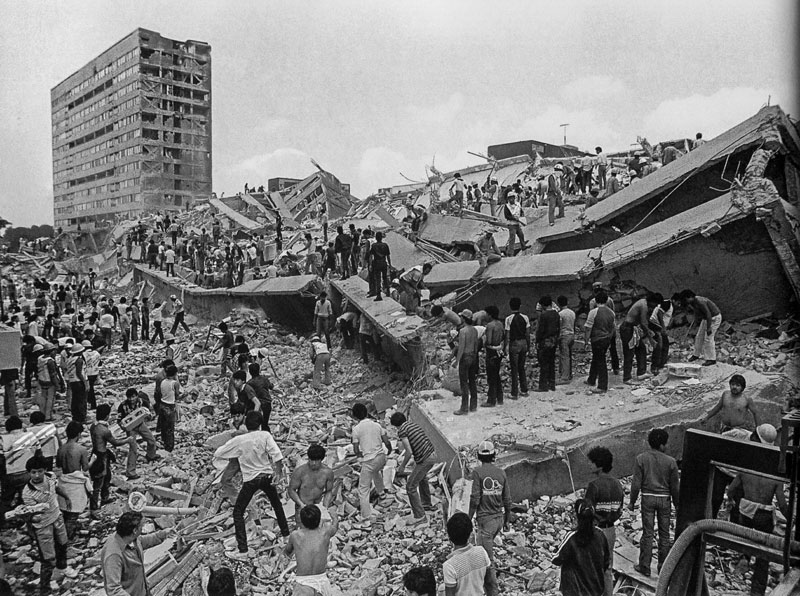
[614,533,659,590]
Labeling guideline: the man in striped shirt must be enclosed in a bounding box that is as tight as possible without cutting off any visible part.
[391,412,436,526]
[443,512,498,596]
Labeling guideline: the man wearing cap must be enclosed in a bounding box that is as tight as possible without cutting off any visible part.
[485,176,499,217]
[66,343,89,423]
[727,423,786,596]
[502,193,527,257]
[36,343,62,421]
[169,295,190,336]
[469,440,511,562]
[547,165,565,226]
[454,310,479,415]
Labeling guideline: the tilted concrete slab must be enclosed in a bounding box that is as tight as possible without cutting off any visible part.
[228,275,318,296]
[209,198,262,230]
[416,361,787,500]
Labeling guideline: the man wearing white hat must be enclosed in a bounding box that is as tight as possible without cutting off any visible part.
[469,440,511,562]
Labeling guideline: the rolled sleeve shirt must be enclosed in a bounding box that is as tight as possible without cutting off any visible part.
[213,431,283,482]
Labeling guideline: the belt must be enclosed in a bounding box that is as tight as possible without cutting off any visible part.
[597,522,615,529]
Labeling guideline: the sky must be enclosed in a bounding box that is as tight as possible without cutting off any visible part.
[1,0,797,227]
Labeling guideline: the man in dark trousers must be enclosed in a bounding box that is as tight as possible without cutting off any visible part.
[481,305,504,407]
[454,309,479,415]
[504,297,530,399]
[334,226,352,279]
[629,428,680,577]
[585,447,625,596]
[584,291,617,394]
[242,363,275,431]
[619,294,658,385]
[469,440,511,562]
[368,231,391,301]
[535,295,560,392]
[90,404,134,518]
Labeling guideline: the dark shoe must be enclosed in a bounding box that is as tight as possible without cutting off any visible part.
[126,473,140,480]
[374,296,383,301]
[480,401,496,407]
[453,409,468,416]
[508,395,519,400]
[534,388,549,393]
[634,564,650,577]
[703,360,716,366]
[366,293,376,297]
[496,400,504,405]
[146,455,162,462]
[469,408,477,412]
[688,356,699,362]
[591,388,607,394]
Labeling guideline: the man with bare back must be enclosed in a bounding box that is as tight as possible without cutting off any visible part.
[288,445,335,523]
[284,504,339,596]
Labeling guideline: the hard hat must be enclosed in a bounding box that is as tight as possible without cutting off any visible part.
[756,424,777,445]
[170,294,177,300]
[70,344,85,355]
[32,344,44,353]
[477,441,496,456]
[459,309,473,320]
[81,340,92,348]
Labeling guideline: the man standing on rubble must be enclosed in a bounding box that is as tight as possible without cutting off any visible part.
[118,389,160,480]
[681,290,721,366]
[505,297,530,400]
[547,164,566,227]
[469,440,511,562]
[629,428,680,577]
[584,447,624,596]
[368,232,392,301]
[352,402,392,527]
[390,412,436,526]
[619,294,658,385]
[89,404,134,518]
[449,172,466,212]
[243,363,275,431]
[169,295,190,336]
[334,226,352,279]
[288,444,335,523]
[482,306,505,407]
[535,296,560,393]
[454,309,479,415]
[502,192,526,256]
[66,343,89,423]
[584,291,616,395]
[215,410,290,561]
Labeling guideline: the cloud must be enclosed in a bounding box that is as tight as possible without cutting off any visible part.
[405,93,465,128]
[560,76,627,105]
[642,87,774,141]
[235,148,316,181]
[254,117,289,136]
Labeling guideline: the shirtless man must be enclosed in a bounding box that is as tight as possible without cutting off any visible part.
[288,445,335,523]
[284,504,339,596]
[728,425,786,596]
[703,374,760,437]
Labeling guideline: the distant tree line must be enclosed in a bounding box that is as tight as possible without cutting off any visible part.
[1,224,55,252]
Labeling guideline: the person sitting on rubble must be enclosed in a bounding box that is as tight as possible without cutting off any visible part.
[553,499,609,596]
[473,231,502,278]
[288,444,335,525]
[584,186,601,210]
[284,503,339,596]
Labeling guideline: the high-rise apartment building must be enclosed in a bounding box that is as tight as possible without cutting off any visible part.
[51,28,211,231]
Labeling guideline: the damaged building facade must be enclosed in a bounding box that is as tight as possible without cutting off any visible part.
[52,28,211,231]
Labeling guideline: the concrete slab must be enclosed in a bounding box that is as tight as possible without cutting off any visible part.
[416,361,786,500]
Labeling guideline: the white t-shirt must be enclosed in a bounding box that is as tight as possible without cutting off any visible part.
[165,249,176,264]
[352,418,386,462]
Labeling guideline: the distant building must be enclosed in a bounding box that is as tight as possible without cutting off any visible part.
[267,178,302,193]
[51,28,212,231]
[487,140,588,161]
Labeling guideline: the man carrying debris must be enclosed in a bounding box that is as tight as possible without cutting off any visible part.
[89,404,134,518]
[284,504,339,596]
[101,511,171,596]
[22,453,73,594]
[584,447,624,596]
[288,444,335,523]
[118,388,160,480]
[390,412,436,526]
[351,402,393,526]
[454,310,479,415]
[469,441,511,562]
[443,511,499,596]
[399,262,433,313]
[505,297,530,400]
[629,428,680,577]
[681,290,721,366]
[310,335,332,390]
[214,410,290,561]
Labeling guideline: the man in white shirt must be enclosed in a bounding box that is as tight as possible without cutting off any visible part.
[351,403,392,526]
[214,411,289,561]
[164,247,176,277]
[595,146,608,190]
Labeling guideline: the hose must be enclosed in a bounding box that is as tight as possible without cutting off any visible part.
[655,519,800,596]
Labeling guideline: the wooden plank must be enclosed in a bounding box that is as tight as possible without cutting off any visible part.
[769,567,800,596]
[147,558,177,588]
[614,534,659,590]
[149,485,190,502]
